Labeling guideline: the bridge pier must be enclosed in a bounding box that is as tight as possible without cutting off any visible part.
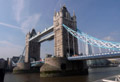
[13,62,30,73]
[40,57,88,77]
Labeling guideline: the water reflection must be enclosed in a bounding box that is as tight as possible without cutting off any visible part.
[4,67,120,82]
[40,76,88,82]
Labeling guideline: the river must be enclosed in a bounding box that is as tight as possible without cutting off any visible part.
[4,67,120,82]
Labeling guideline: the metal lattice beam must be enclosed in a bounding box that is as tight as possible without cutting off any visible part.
[63,24,120,51]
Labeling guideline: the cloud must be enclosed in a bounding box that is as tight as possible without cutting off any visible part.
[12,0,41,34]
[103,36,114,41]
[21,14,41,33]
[0,0,41,60]
[0,41,23,59]
[0,22,21,29]
[12,0,24,22]
[0,13,41,34]
[0,13,41,59]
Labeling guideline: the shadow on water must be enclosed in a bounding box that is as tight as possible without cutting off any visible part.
[40,75,88,82]
[4,67,120,82]
[5,73,40,82]
[5,73,88,82]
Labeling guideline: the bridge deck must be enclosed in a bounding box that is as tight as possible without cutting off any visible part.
[29,26,54,42]
[38,33,54,43]
[68,53,120,60]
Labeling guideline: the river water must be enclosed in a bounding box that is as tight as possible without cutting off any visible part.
[4,67,120,82]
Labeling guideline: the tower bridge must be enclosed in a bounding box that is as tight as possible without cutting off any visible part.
[13,6,120,77]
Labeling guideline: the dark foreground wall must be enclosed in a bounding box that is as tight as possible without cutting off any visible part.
[0,69,5,82]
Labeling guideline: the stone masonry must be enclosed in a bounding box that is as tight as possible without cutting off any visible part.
[53,5,78,57]
[40,6,88,77]
[25,29,40,63]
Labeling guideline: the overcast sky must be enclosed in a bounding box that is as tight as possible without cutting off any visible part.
[0,0,120,59]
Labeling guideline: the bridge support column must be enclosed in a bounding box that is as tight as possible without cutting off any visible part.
[13,29,40,73]
[40,57,88,77]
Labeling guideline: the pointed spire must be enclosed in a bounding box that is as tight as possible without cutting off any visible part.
[73,10,76,17]
[60,4,68,12]
[31,28,36,33]
[31,27,34,30]
[63,4,66,8]
[26,31,30,37]
[54,9,56,16]
[28,31,30,35]
[30,28,37,37]
[72,10,76,21]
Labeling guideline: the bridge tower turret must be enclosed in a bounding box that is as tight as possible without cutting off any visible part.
[25,29,40,63]
[41,6,88,77]
[13,29,40,73]
[53,5,78,57]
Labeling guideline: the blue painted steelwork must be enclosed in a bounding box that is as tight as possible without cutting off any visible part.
[31,61,44,67]
[68,52,120,60]
[62,24,120,51]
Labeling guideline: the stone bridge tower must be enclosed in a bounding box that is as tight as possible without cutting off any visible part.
[13,29,40,73]
[25,29,40,63]
[53,6,78,57]
[40,6,88,77]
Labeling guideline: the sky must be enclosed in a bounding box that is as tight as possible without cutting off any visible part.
[0,0,120,59]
